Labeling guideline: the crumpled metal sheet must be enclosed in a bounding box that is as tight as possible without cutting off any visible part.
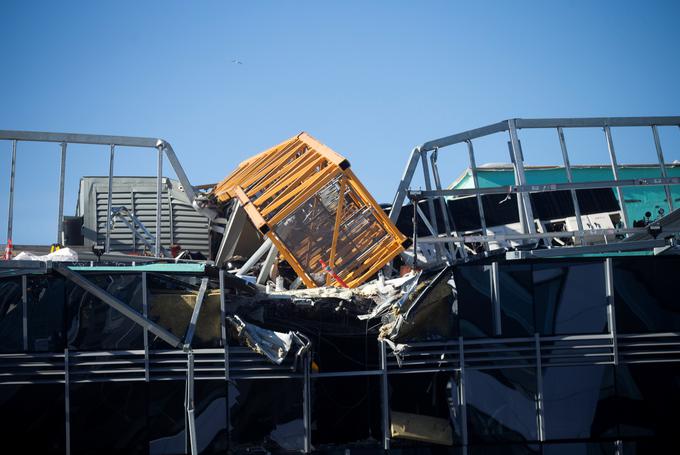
[227,315,310,365]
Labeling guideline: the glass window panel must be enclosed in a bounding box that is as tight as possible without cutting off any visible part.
[311,376,381,448]
[69,382,148,454]
[27,275,65,352]
[0,383,66,453]
[455,266,493,338]
[0,277,23,352]
[465,368,538,443]
[615,363,680,440]
[468,442,541,455]
[542,441,617,454]
[542,365,617,441]
[65,274,144,351]
[533,262,608,336]
[388,373,463,448]
[498,265,535,337]
[148,380,186,455]
[230,378,305,452]
[612,256,680,333]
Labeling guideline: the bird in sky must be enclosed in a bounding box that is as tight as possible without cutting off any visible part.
[231,59,243,65]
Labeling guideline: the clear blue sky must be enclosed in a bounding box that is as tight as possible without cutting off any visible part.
[2,1,680,245]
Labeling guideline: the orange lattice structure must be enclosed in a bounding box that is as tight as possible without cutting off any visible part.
[212,132,408,288]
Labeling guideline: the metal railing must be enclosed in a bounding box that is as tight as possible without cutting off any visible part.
[390,116,680,257]
[0,130,208,257]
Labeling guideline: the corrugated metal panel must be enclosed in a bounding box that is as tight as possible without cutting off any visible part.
[77,177,210,256]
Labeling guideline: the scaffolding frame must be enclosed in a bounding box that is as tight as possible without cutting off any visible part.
[390,116,680,256]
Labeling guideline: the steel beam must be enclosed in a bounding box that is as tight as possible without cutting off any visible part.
[237,237,273,275]
[105,145,115,253]
[155,146,163,257]
[57,142,67,245]
[53,265,183,348]
[183,278,209,349]
[215,200,248,267]
[652,125,674,212]
[508,120,536,234]
[557,127,585,242]
[429,149,458,259]
[6,140,17,246]
[389,147,421,224]
[256,243,278,285]
[604,126,630,228]
[466,140,489,251]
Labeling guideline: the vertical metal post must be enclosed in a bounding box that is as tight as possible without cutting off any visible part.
[303,352,311,453]
[219,269,228,380]
[64,348,71,455]
[534,333,545,441]
[185,351,198,455]
[56,142,67,245]
[379,340,390,450]
[490,262,501,336]
[507,120,537,234]
[458,336,468,447]
[105,145,115,253]
[130,191,137,251]
[22,275,28,351]
[142,272,150,382]
[652,125,674,212]
[557,128,585,243]
[155,146,163,257]
[429,149,459,260]
[6,140,17,246]
[605,258,619,365]
[604,126,630,228]
[466,140,489,252]
[411,195,418,269]
[420,151,445,261]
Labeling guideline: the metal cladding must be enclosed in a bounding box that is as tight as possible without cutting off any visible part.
[211,132,407,288]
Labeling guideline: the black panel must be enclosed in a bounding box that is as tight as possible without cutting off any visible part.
[148,380,186,455]
[69,382,148,455]
[455,266,493,338]
[542,365,618,441]
[0,383,66,454]
[466,368,538,443]
[533,262,607,336]
[229,378,305,452]
[615,362,680,441]
[498,264,535,337]
[66,274,144,351]
[541,441,617,454]
[613,256,680,334]
[27,275,65,352]
[0,277,23,352]
[467,443,541,455]
[312,376,381,448]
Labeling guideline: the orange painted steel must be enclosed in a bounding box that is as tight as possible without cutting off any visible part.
[211,132,408,288]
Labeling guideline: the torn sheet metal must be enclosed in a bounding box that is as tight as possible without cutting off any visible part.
[227,315,310,365]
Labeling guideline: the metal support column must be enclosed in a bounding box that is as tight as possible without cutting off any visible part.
[237,238,273,275]
[604,126,630,228]
[57,142,67,244]
[215,200,248,268]
[466,140,489,251]
[185,351,198,455]
[142,272,150,382]
[6,140,17,246]
[605,258,619,365]
[184,278,209,349]
[534,333,545,441]
[303,351,312,453]
[429,148,458,259]
[490,262,501,336]
[458,336,468,447]
[22,275,28,351]
[155,145,163,257]
[420,151,445,261]
[507,120,536,234]
[652,125,674,212]
[379,340,390,450]
[557,127,585,243]
[105,145,115,253]
[389,147,421,223]
[219,269,228,380]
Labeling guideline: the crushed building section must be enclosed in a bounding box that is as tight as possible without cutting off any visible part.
[210,132,408,288]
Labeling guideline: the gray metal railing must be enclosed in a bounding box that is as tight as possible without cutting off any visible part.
[391,116,680,257]
[0,130,211,257]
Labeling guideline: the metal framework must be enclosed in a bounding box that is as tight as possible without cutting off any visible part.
[1,258,679,452]
[0,130,214,257]
[390,116,680,256]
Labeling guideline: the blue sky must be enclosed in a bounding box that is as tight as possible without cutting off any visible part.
[2,1,680,245]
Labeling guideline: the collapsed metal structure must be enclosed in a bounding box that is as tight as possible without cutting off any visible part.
[1,117,680,454]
